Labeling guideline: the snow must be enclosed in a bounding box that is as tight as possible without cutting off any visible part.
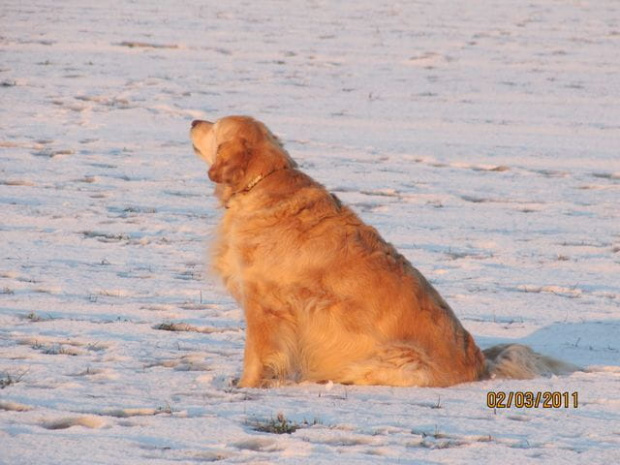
[1,0,619,463]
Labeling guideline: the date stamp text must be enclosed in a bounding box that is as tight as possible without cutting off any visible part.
[487,391,579,409]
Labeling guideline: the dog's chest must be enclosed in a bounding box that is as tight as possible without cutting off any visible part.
[214,213,265,289]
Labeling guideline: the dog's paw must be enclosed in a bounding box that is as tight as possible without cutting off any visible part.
[237,375,288,389]
[237,375,260,389]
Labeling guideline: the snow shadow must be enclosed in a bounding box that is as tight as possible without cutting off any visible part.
[477,320,620,369]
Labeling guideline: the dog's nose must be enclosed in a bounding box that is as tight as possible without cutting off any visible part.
[191,119,214,128]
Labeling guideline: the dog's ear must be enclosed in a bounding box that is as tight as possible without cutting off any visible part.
[245,144,292,182]
[208,139,251,185]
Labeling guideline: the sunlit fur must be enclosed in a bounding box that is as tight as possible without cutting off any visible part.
[190,116,578,388]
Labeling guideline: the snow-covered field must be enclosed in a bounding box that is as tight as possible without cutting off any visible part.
[1,0,619,463]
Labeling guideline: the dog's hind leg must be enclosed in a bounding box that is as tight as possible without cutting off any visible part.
[335,342,443,387]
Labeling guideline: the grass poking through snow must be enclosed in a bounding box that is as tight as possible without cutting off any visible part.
[250,413,319,435]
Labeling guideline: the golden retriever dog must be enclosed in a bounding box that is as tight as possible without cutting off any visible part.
[190,116,578,388]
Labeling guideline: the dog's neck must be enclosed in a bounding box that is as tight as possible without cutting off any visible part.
[223,169,283,208]
[244,174,265,192]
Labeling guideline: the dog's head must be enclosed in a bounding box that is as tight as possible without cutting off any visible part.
[190,116,296,198]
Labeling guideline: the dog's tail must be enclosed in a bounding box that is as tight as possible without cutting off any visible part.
[483,344,581,380]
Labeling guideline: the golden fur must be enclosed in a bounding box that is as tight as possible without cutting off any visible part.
[190,116,578,388]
